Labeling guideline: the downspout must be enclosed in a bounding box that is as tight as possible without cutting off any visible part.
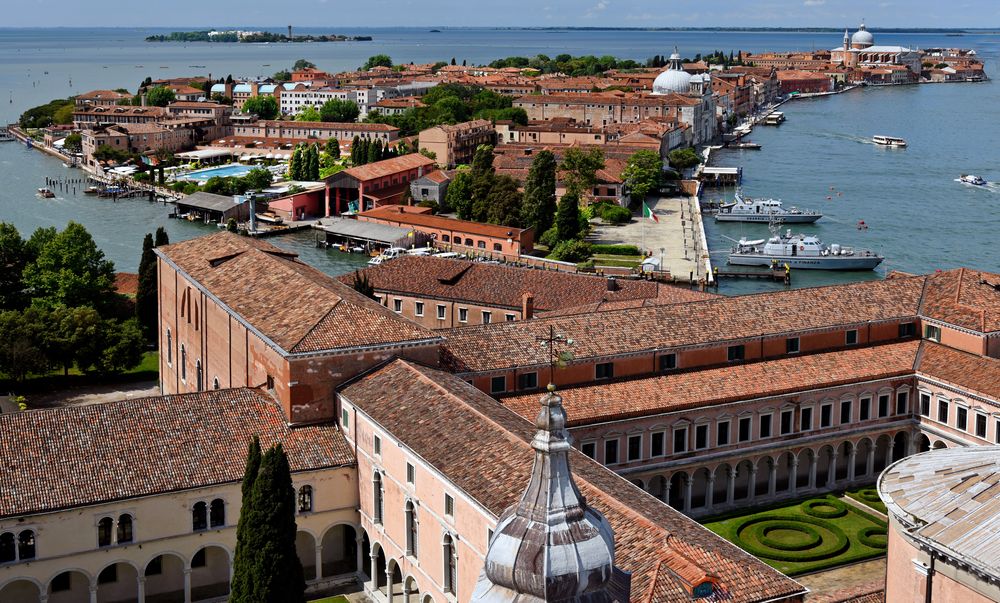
[924,552,935,603]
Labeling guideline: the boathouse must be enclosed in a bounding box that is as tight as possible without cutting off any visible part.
[174,192,250,224]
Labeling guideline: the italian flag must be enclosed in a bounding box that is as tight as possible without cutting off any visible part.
[642,202,659,223]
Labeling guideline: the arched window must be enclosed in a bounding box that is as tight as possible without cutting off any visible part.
[98,517,114,547]
[0,532,15,563]
[442,534,457,594]
[298,485,313,513]
[209,499,225,527]
[405,501,418,556]
[196,360,203,392]
[213,377,220,390]
[166,329,172,364]
[180,345,187,381]
[192,501,207,531]
[117,515,133,544]
[373,473,384,524]
[14,531,34,561]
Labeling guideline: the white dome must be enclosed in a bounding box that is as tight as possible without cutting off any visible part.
[851,24,874,47]
[652,67,691,95]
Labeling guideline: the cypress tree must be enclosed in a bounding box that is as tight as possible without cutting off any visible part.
[350,136,361,165]
[556,192,581,242]
[521,150,557,236]
[252,444,305,603]
[135,233,157,343]
[289,147,302,180]
[230,436,263,602]
[154,226,169,247]
[470,144,496,219]
[306,145,319,180]
[367,138,380,164]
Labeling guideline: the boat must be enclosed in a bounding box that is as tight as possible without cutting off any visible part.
[83,186,100,195]
[368,255,387,266]
[728,224,883,270]
[254,212,284,225]
[37,188,55,198]
[762,112,785,126]
[873,135,907,147]
[715,189,822,224]
[729,141,761,150]
[959,174,987,186]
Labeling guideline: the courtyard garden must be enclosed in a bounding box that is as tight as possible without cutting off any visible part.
[702,495,888,575]
[844,486,888,515]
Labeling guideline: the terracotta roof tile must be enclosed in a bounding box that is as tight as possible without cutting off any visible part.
[919,268,1000,333]
[157,232,439,354]
[343,153,436,182]
[503,341,921,426]
[0,388,354,519]
[114,272,139,296]
[916,341,1000,402]
[359,206,531,239]
[341,360,805,603]
[442,275,927,373]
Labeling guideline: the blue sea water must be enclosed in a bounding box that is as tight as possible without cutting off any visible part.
[0,27,997,287]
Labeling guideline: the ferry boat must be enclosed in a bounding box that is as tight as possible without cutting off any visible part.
[959,174,987,186]
[715,189,822,224]
[37,188,55,198]
[872,135,907,147]
[728,225,883,270]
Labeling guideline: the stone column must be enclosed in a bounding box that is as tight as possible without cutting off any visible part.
[89,583,98,603]
[767,459,777,498]
[866,445,875,477]
[403,583,413,603]
[789,456,799,497]
[808,452,818,490]
[683,475,693,514]
[183,568,192,603]
[907,430,917,456]
[39,595,48,603]
[748,466,758,503]
[847,447,858,483]
[370,552,379,592]
[887,440,896,465]
[385,567,394,601]
[726,466,737,506]
[706,474,716,512]
[663,477,672,504]
[137,576,146,603]
[826,451,839,489]
[315,543,324,580]
[356,533,365,578]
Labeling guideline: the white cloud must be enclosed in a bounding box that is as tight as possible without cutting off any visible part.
[584,0,609,17]
[804,0,826,5]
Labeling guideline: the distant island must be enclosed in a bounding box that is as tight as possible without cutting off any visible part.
[146,30,372,43]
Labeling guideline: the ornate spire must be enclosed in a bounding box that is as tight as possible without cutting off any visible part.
[472,385,622,602]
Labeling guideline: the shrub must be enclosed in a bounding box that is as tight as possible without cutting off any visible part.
[599,204,632,225]
[735,515,849,562]
[591,244,641,256]
[538,226,560,248]
[549,239,592,263]
[753,521,822,552]
[417,199,439,214]
[801,498,848,519]
[857,526,888,549]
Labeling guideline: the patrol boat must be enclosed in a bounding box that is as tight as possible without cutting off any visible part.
[715,189,822,224]
[728,224,883,270]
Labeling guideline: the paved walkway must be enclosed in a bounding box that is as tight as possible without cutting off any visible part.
[797,558,885,600]
[28,381,160,409]
[588,196,708,282]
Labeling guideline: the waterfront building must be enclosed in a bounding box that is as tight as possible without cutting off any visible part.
[229,119,399,146]
[409,169,452,205]
[418,119,495,168]
[831,24,923,75]
[776,70,835,95]
[324,153,437,214]
[492,143,631,204]
[73,89,130,108]
[80,123,197,170]
[72,105,165,128]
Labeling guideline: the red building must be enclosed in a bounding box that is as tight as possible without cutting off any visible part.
[324,154,436,215]
[776,70,834,94]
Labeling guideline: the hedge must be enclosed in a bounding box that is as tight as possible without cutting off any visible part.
[801,498,848,519]
[755,522,822,552]
[735,515,849,562]
[591,244,642,256]
[858,526,888,549]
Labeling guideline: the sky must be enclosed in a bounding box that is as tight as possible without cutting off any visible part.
[4,0,998,28]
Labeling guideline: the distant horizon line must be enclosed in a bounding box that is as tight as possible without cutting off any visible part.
[0,25,998,32]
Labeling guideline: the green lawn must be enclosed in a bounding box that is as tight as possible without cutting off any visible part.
[844,486,888,515]
[592,254,644,268]
[309,596,350,603]
[703,495,888,576]
[0,351,159,393]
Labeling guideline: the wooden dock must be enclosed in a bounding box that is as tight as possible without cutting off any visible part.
[712,266,791,285]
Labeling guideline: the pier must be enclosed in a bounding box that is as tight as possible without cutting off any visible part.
[713,265,792,286]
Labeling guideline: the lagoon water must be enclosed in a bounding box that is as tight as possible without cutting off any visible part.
[1,27,998,286]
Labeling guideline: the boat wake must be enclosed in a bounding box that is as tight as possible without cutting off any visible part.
[954,179,1000,192]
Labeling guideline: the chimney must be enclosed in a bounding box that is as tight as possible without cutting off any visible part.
[521,292,534,320]
[607,276,619,292]
[140,94,147,107]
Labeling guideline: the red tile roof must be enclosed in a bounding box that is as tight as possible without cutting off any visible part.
[502,341,921,426]
[0,388,354,519]
[157,232,439,354]
[360,206,531,240]
[919,268,1000,333]
[114,272,139,296]
[340,360,805,603]
[343,153,436,182]
[442,275,927,373]
[917,341,1000,402]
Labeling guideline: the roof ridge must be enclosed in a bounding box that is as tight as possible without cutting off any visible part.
[290,300,342,352]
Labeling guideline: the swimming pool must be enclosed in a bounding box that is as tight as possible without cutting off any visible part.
[183,164,253,182]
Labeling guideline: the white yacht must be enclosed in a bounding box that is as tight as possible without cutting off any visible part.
[873,135,907,147]
[715,189,822,224]
[959,174,987,186]
[728,226,883,270]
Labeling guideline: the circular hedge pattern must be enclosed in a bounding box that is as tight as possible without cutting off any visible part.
[801,498,848,519]
[858,526,888,549]
[856,488,882,503]
[735,515,850,562]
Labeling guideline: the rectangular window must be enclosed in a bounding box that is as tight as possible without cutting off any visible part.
[604,439,619,464]
[821,404,833,428]
[406,463,415,484]
[414,301,424,316]
[517,372,538,390]
[919,393,931,417]
[341,408,350,430]
[996,420,1000,444]
[659,353,677,371]
[505,314,516,321]
[482,311,491,324]
[596,362,614,380]
[846,329,858,345]
[759,414,772,439]
[627,435,642,461]
[738,416,752,442]
[695,424,709,450]
[895,391,908,415]
[444,494,454,517]
[925,324,941,342]
[976,413,987,438]
[898,322,916,338]
[800,407,813,431]
[458,308,468,323]
[373,435,381,456]
[860,397,871,421]
[490,376,506,394]
[651,432,665,457]
[840,400,852,424]
[727,345,745,362]
[717,421,730,446]
[957,406,968,431]
[937,399,949,423]
[582,442,596,459]
[786,337,800,354]
[393,299,402,313]
[673,427,688,453]
[878,394,890,418]
[780,410,794,435]
[437,304,446,320]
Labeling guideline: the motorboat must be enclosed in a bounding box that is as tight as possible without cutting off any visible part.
[255,212,284,225]
[36,188,55,198]
[83,186,100,195]
[729,141,761,150]
[728,225,883,270]
[959,174,987,186]
[368,255,387,266]
[715,189,822,224]
[873,135,907,147]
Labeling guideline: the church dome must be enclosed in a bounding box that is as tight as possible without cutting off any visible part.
[851,23,874,47]
[652,48,692,95]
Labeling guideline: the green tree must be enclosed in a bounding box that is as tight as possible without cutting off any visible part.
[272,70,292,82]
[668,147,701,171]
[231,437,263,602]
[292,59,317,70]
[325,137,340,159]
[0,223,29,310]
[227,218,238,232]
[320,98,360,123]
[485,175,524,227]
[296,106,321,122]
[0,307,50,381]
[556,192,582,242]
[289,147,303,180]
[46,306,103,375]
[446,170,473,218]
[306,145,320,180]
[93,144,130,163]
[135,233,158,343]
[351,270,376,300]
[95,318,145,374]
[521,150,557,236]
[145,86,177,107]
[52,104,75,125]
[622,149,663,202]
[244,167,274,191]
[155,227,170,247]
[549,239,592,262]
[469,144,496,219]
[350,136,361,165]
[367,139,380,164]
[243,95,279,120]
[22,222,116,313]
[362,54,393,70]
[560,147,605,198]
[63,132,83,152]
